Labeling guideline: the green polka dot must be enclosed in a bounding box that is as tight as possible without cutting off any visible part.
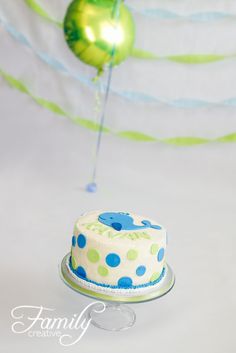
[150,244,159,255]
[71,256,77,270]
[150,272,160,282]
[98,265,109,277]
[127,249,138,260]
[87,249,100,263]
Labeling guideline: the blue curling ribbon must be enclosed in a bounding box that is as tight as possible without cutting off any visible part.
[129,7,236,22]
[0,15,95,89]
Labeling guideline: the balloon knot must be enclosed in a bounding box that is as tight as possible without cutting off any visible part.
[92,68,104,83]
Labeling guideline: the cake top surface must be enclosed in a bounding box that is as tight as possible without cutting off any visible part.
[74,210,166,243]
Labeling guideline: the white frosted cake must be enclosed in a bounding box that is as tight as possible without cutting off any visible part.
[66,210,167,296]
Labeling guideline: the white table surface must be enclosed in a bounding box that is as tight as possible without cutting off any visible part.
[0,82,235,353]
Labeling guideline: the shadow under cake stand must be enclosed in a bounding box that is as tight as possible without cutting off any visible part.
[60,253,175,331]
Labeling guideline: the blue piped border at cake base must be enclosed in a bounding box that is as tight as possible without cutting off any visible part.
[69,256,166,290]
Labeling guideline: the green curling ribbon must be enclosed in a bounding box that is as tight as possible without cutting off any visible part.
[117,131,157,142]
[24,0,235,64]
[131,49,233,64]
[24,0,62,28]
[167,54,231,64]
[1,69,236,145]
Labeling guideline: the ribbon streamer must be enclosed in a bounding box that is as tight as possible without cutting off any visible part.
[1,69,236,146]
[129,7,236,22]
[21,0,236,64]
[25,0,236,23]
[0,17,95,89]
[2,18,236,109]
[24,0,62,27]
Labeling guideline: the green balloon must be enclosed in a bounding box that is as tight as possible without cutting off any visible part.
[64,0,135,73]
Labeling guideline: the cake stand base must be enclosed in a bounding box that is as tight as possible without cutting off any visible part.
[60,254,175,331]
[88,302,136,331]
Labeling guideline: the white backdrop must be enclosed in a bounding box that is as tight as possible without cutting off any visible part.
[0,1,235,352]
[1,0,236,138]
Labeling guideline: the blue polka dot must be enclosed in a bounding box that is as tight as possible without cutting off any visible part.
[77,234,86,248]
[106,253,120,267]
[157,248,165,262]
[75,266,86,279]
[136,265,146,276]
[118,277,133,288]
[72,235,76,247]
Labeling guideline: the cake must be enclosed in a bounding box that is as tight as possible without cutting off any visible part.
[66,210,167,297]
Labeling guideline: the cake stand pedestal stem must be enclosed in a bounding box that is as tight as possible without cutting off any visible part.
[88,302,136,331]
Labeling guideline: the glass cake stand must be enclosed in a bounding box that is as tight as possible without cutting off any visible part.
[60,253,175,331]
